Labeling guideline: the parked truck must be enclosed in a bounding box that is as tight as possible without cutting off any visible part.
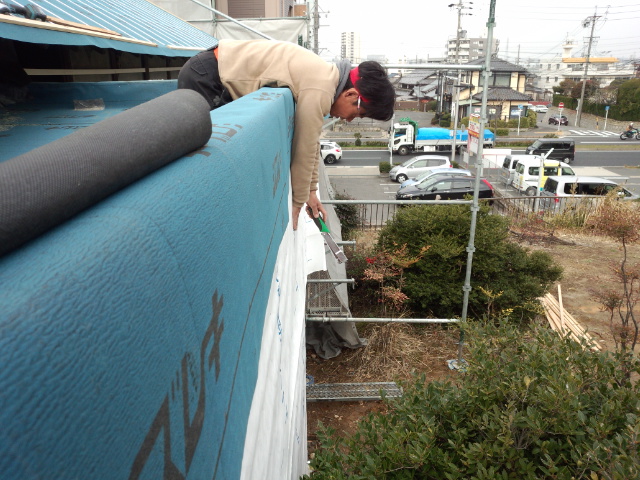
[389,118,495,155]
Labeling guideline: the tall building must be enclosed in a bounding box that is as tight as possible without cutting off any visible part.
[445,34,499,63]
[341,32,361,64]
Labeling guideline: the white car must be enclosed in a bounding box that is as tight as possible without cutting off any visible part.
[320,141,342,164]
[388,155,452,183]
[530,105,549,113]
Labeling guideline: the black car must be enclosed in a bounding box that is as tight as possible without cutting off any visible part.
[548,115,568,126]
[396,175,494,201]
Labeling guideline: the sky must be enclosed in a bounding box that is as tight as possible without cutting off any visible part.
[315,0,640,64]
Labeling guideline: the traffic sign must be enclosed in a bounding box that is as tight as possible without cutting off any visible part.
[558,102,564,109]
[518,104,523,110]
[605,105,610,111]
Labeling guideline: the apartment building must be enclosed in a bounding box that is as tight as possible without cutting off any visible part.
[341,32,361,64]
[445,35,499,63]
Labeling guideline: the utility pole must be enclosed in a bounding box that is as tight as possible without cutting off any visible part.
[448,0,473,164]
[312,0,320,54]
[576,8,600,127]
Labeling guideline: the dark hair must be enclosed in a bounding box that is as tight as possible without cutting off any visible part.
[347,61,395,121]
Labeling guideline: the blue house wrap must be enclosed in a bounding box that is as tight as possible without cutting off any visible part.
[0,83,297,479]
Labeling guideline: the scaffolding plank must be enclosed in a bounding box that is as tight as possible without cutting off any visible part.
[306,382,402,402]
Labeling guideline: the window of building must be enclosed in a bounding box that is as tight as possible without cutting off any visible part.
[490,72,511,87]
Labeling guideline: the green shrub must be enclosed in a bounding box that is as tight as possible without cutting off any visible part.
[543,133,558,138]
[354,132,362,146]
[331,192,360,241]
[496,128,510,136]
[459,116,470,127]
[432,112,452,128]
[377,205,562,320]
[424,99,437,111]
[378,161,391,173]
[507,118,530,128]
[306,322,640,479]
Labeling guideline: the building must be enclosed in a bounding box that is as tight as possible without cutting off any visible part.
[458,57,533,120]
[341,32,361,64]
[445,34,499,63]
[522,39,637,101]
[148,0,310,44]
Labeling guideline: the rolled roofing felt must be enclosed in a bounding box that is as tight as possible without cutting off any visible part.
[0,88,212,257]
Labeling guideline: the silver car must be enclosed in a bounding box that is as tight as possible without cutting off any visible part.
[388,155,452,183]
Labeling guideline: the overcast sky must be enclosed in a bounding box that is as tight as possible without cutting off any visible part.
[316,0,640,63]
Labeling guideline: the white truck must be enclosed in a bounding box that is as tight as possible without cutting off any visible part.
[389,118,495,156]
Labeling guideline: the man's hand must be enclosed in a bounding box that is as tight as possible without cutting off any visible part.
[292,190,328,230]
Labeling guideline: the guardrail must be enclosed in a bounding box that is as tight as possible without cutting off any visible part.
[324,195,612,230]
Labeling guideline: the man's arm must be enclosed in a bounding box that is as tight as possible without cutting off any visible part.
[289,89,333,229]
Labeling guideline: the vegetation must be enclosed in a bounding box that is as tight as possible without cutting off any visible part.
[366,204,563,321]
[305,321,640,480]
[553,78,640,121]
[570,80,599,100]
[587,192,640,372]
[378,161,392,174]
[315,190,640,479]
[331,192,360,241]
[431,111,451,128]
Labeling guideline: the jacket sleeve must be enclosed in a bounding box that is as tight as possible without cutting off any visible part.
[289,88,333,208]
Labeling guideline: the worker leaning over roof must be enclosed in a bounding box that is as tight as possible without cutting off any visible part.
[177,39,395,230]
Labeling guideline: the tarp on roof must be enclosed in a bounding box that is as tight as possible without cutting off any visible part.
[0,0,216,57]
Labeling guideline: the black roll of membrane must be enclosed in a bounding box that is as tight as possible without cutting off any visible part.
[0,89,212,257]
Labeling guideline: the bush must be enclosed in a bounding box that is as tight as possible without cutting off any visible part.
[431,112,451,128]
[378,161,391,173]
[306,322,640,479]
[377,205,562,320]
[331,192,360,241]
[424,99,437,111]
[496,128,510,136]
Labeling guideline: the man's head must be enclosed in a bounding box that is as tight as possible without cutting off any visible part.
[330,61,395,123]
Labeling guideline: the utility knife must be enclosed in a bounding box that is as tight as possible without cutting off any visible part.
[306,207,348,264]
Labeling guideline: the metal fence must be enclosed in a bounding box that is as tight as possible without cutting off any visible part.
[323,195,611,230]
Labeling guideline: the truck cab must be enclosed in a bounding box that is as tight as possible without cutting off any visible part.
[389,119,417,156]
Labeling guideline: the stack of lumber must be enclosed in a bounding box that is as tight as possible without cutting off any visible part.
[540,288,602,352]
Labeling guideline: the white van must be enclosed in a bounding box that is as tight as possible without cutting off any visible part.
[512,158,574,196]
[500,154,538,186]
[540,176,639,211]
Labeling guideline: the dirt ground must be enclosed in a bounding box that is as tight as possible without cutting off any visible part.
[306,230,640,454]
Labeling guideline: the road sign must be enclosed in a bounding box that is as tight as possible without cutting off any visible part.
[558,102,564,109]
[468,114,480,154]
[605,105,610,111]
[518,104,523,110]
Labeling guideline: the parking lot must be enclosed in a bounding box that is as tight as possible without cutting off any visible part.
[326,164,638,202]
